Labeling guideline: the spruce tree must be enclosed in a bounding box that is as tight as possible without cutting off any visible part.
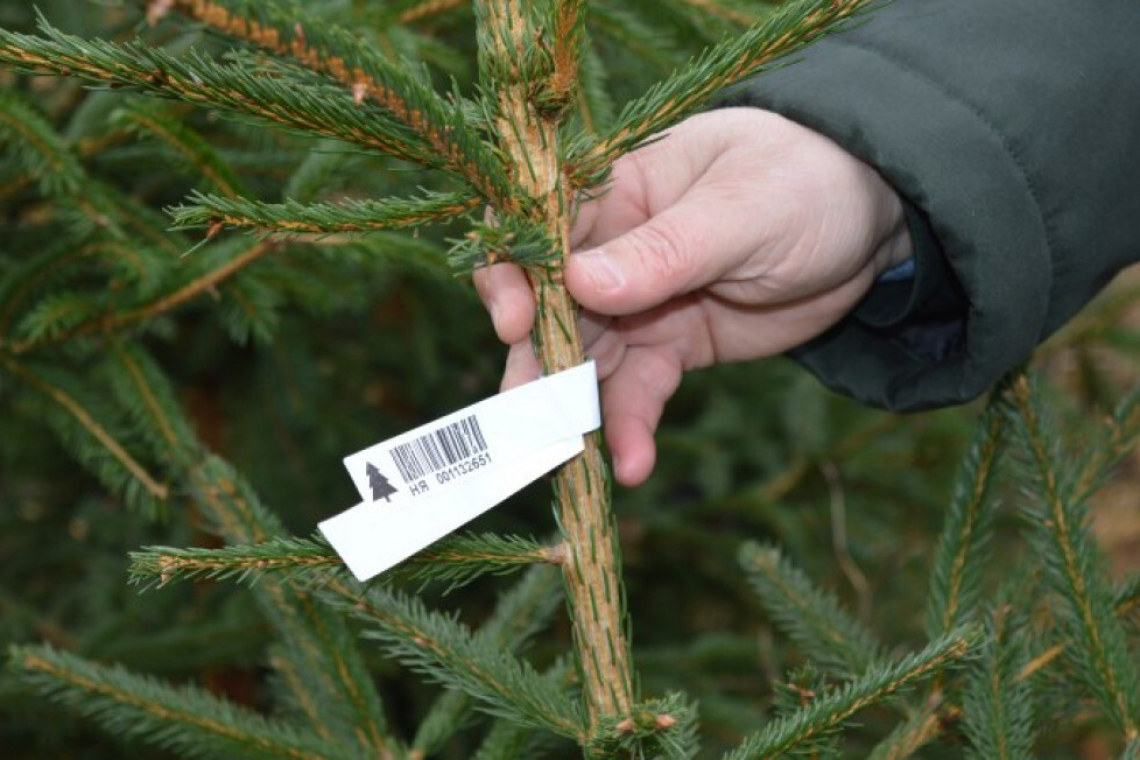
[1,1,1138,757]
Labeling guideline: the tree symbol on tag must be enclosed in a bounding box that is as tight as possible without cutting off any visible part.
[367,462,398,502]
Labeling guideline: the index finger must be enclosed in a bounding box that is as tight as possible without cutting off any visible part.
[473,262,535,344]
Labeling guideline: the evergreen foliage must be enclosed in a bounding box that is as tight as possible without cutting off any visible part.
[960,608,1036,760]
[2,1,1139,758]
[1008,375,1140,736]
[923,398,1007,637]
[724,627,981,760]
[10,643,332,759]
[740,542,884,678]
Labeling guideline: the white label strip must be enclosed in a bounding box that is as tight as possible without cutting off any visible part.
[319,361,599,582]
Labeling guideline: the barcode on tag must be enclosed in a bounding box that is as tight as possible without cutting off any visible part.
[389,415,488,484]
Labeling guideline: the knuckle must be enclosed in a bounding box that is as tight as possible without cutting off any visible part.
[625,218,693,286]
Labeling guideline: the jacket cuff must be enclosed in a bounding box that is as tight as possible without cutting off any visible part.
[853,199,961,332]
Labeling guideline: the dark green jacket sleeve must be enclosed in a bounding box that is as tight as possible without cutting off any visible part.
[720,0,1140,410]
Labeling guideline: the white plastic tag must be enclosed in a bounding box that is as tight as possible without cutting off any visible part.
[319,361,600,582]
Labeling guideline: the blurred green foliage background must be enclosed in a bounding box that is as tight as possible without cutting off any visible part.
[1,2,1138,757]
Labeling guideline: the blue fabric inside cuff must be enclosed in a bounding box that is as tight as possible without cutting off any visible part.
[878,258,916,282]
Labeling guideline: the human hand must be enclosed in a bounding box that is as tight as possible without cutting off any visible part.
[474,108,912,486]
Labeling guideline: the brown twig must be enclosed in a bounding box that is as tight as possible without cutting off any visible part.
[7,241,275,355]
[821,460,873,624]
[1,355,169,501]
[677,0,758,27]
[154,0,503,204]
[398,0,468,25]
[479,0,635,735]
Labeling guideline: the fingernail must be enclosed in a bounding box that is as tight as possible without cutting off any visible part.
[576,249,624,292]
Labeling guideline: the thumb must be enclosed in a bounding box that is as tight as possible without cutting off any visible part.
[564,199,735,316]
